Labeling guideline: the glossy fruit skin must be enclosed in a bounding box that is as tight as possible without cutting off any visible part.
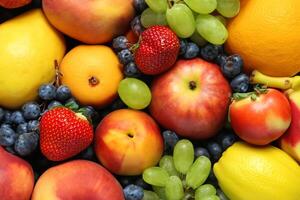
[0,0,31,8]
[183,42,200,59]
[135,25,180,75]
[40,107,94,161]
[123,184,144,200]
[230,73,249,93]
[38,84,56,101]
[229,89,291,145]
[150,58,231,139]
[226,0,300,76]
[14,132,39,156]
[214,142,300,200]
[22,102,41,120]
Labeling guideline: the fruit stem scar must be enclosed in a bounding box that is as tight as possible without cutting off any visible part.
[189,81,197,90]
[127,133,134,138]
[88,76,99,86]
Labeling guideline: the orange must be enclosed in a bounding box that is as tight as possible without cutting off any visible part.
[60,45,123,108]
[226,0,300,77]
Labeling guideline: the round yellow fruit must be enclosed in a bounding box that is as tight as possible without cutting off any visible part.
[214,142,300,200]
[0,9,66,109]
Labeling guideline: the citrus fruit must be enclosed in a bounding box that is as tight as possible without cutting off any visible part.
[0,9,66,109]
[214,142,300,200]
[59,45,123,108]
[226,0,300,77]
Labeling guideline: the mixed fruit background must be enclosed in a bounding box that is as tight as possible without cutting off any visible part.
[0,0,300,200]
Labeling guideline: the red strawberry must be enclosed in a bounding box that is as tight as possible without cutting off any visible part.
[0,0,31,8]
[134,25,180,75]
[40,107,93,161]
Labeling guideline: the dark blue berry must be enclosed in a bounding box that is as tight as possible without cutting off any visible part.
[119,176,136,187]
[14,132,39,156]
[133,0,147,13]
[131,16,144,36]
[0,126,17,146]
[220,133,236,150]
[113,36,129,52]
[206,170,218,186]
[195,147,211,159]
[162,130,179,154]
[79,106,96,121]
[216,54,227,67]
[221,54,243,79]
[10,111,25,124]
[200,44,219,61]
[5,146,16,155]
[27,120,40,132]
[47,100,62,110]
[135,178,151,190]
[56,85,72,102]
[111,99,126,111]
[123,184,144,200]
[78,146,94,160]
[207,142,222,162]
[39,84,56,101]
[3,111,12,124]
[22,102,41,120]
[1,124,11,129]
[230,73,250,93]
[183,42,200,59]
[0,107,5,122]
[124,62,141,78]
[118,49,134,65]
[179,39,188,56]
[17,123,28,134]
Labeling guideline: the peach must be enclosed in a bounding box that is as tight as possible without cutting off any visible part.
[42,0,135,44]
[95,109,164,175]
[32,160,124,200]
[0,146,34,200]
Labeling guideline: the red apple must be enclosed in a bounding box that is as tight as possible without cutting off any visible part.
[0,146,34,200]
[150,58,231,139]
[0,0,31,9]
[31,160,124,200]
[94,109,164,175]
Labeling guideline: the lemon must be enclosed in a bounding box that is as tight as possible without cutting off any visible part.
[214,142,300,200]
[0,9,66,109]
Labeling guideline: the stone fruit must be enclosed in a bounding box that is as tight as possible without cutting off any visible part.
[150,58,231,139]
[0,0,31,8]
[0,9,66,109]
[60,45,123,108]
[94,109,163,175]
[31,160,124,200]
[226,0,300,76]
[42,0,135,44]
[0,146,34,200]
[214,142,300,200]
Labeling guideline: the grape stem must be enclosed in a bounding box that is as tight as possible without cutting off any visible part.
[167,0,174,9]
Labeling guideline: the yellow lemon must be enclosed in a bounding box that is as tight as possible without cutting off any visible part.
[0,9,66,109]
[214,142,300,200]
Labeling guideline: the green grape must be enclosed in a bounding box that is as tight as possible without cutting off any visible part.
[196,195,221,200]
[190,31,207,46]
[186,156,211,189]
[173,139,194,174]
[141,8,167,28]
[166,3,195,38]
[118,78,151,110]
[143,167,169,187]
[153,186,167,200]
[159,155,180,177]
[217,0,240,18]
[195,184,217,200]
[196,14,228,45]
[165,176,184,200]
[145,0,168,13]
[143,190,160,200]
[215,15,227,26]
[184,0,217,14]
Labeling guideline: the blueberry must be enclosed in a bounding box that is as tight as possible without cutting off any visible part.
[113,36,129,52]
[22,102,41,120]
[17,123,28,134]
[27,120,40,132]
[10,111,25,124]
[206,170,218,186]
[230,73,250,93]
[135,178,151,190]
[119,176,136,187]
[221,133,236,150]
[124,62,141,78]
[111,98,126,111]
[162,130,179,154]
[56,85,71,102]
[38,84,56,101]
[0,126,17,146]
[118,49,134,65]
[47,100,62,110]
[3,111,12,124]
[207,142,222,162]
[123,184,144,200]
[200,44,219,61]
[79,106,96,121]
[14,132,39,156]
[179,39,188,56]
[221,54,243,79]
[133,0,147,13]
[0,107,5,122]
[131,16,144,36]
[195,147,211,159]
[5,146,16,155]
[216,54,227,67]
[78,146,95,160]
[1,124,11,129]
[183,42,200,59]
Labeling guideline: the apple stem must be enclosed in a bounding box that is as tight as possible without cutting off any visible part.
[89,76,99,87]
[189,81,197,90]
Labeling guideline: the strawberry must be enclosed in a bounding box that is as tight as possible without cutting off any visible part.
[0,0,31,9]
[40,107,93,161]
[134,25,180,75]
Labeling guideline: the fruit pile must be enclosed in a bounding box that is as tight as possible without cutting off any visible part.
[1,0,300,200]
